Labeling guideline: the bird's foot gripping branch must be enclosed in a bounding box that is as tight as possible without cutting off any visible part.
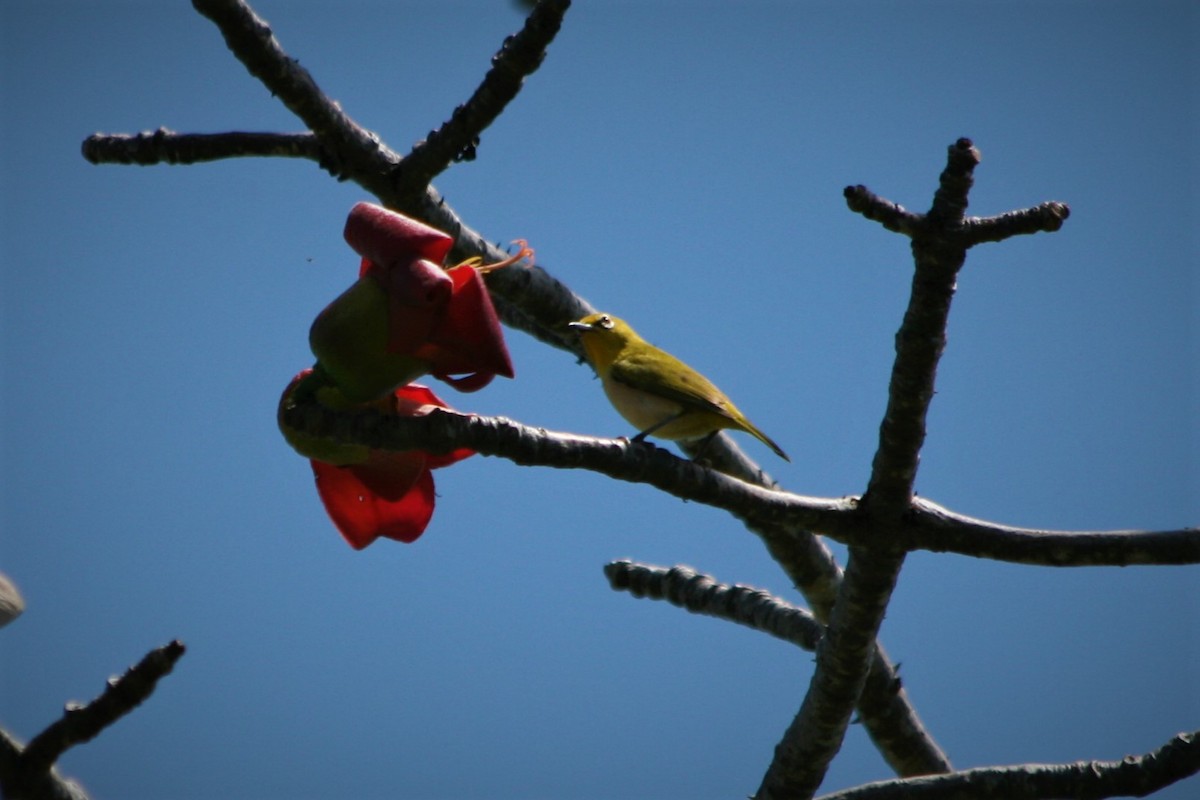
[279,203,531,548]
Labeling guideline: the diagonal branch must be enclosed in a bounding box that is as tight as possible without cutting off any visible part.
[0,641,186,800]
[397,0,570,192]
[747,522,950,778]
[604,561,824,651]
[816,730,1200,800]
[189,0,404,196]
[20,641,186,772]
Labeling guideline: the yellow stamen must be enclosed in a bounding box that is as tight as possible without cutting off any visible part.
[449,240,534,273]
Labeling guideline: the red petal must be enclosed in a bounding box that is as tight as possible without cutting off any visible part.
[413,267,514,389]
[377,259,453,354]
[312,455,436,548]
[344,203,453,269]
[432,371,495,392]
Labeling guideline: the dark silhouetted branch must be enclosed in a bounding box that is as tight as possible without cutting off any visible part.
[278,396,1200,570]
[843,186,922,236]
[755,141,983,800]
[79,1,1194,793]
[0,641,185,800]
[907,498,1200,566]
[398,0,570,192]
[962,201,1070,243]
[817,730,1200,800]
[81,128,323,166]
[189,0,403,192]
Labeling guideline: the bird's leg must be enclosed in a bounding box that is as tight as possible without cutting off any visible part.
[689,431,721,464]
[632,410,689,442]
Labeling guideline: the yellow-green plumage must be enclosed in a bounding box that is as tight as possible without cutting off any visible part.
[569,313,789,461]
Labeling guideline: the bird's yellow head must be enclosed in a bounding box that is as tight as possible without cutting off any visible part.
[568,313,637,374]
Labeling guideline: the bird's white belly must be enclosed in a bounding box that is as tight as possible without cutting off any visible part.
[601,379,694,439]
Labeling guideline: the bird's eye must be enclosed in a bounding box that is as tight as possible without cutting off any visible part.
[599,315,614,329]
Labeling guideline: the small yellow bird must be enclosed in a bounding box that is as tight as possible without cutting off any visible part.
[569,313,789,461]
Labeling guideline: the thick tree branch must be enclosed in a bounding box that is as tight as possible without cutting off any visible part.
[817,730,1200,800]
[757,547,907,800]
[279,397,1200,569]
[756,140,985,799]
[863,138,977,511]
[0,641,186,800]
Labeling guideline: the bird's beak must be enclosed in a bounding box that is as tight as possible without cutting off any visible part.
[567,321,593,333]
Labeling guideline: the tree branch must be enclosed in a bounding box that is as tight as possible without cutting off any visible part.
[0,641,186,800]
[843,186,922,236]
[961,201,1070,244]
[126,16,951,780]
[78,2,1188,793]
[817,730,1200,800]
[81,128,324,166]
[756,547,907,800]
[862,138,978,512]
[397,0,570,192]
[189,0,404,193]
[755,140,985,799]
[906,498,1200,566]
[279,397,1200,569]
[604,561,824,651]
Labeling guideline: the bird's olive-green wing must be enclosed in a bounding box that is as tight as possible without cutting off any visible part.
[608,349,737,419]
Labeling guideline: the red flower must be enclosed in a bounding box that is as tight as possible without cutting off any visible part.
[279,370,474,548]
[308,203,524,402]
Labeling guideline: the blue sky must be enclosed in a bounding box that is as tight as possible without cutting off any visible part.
[2,1,1197,798]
